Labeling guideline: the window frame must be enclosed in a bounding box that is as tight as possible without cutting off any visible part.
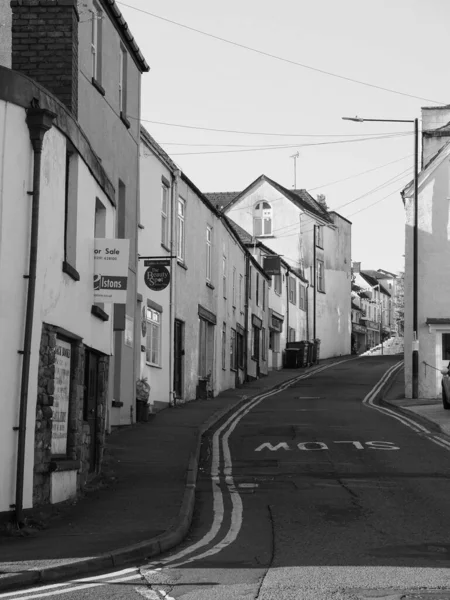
[316,225,324,249]
[206,226,212,282]
[230,328,237,371]
[119,45,127,117]
[288,276,297,305]
[317,259,325,292]
[274,274,282,295]
[177,196,186,262]
[253,201,273,237]
[222,322,227,370]
[91,3,102,82]
[232,266,236,307]
[161,182,169,248]
[146,307,162,367]
[223,255,227,299]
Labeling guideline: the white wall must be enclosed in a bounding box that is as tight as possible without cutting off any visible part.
[225,180,351,359]
[404,155,450,398]
[0,99,115,513]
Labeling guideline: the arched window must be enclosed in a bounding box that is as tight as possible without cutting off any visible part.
[253,201,272,236]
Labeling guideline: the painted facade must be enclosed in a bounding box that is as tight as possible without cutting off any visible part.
[138,130,270,411]
[208,176,352,359]
[403,105,450,398]
[0,71,116,515]
[7,0,149,428]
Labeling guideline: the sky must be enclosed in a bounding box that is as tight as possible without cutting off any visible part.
[118,0,450,275]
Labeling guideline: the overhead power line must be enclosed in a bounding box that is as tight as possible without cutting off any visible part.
[169,132,412,156]
[140,117,412,138]
[118,1,444,105]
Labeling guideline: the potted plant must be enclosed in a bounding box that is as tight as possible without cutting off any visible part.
[136,377,151,422]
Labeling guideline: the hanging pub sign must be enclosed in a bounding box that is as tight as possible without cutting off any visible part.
[263,255,281,276]
[94,238,130,303]
[144,263,171,291]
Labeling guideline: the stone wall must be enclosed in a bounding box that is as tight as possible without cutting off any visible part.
[33,323,109,506]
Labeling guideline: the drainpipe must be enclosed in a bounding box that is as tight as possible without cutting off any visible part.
[169,169,181,407]
[313,225,317,341]
[305,282,310,341]
[244,253,250,382]
[15,105,56,525]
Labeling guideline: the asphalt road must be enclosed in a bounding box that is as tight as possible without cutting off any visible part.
[6,356,450,600]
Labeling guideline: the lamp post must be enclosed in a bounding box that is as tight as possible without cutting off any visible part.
[342,116,419,398]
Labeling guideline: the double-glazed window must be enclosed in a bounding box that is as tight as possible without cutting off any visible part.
[161,183,169,247]
[146,308,161,366]
[299,284,307,311]
[91,2,102,82]
[317,260,325,292]
[316,225,324,248]
[253,201,272,236]
[206,226,212,282]
[177,197,185,261]
[289,276,297,305]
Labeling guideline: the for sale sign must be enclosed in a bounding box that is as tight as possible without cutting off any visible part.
[94,239,130,303]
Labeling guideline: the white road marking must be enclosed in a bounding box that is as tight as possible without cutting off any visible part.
[365,441,400,450]
[335,441,364,449]
[298,442,328,450]
[0,568,140,599]
[255,442,291,451]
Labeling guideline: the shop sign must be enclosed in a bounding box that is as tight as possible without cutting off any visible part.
[144,263,171,291]
[263,255,281,276]
[94,238,130,303]
[352,323,367,334]
[52,339,71,455]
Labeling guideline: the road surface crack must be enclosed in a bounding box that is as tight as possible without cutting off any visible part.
[254,504,275,599]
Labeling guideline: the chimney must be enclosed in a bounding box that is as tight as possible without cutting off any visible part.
[10,0,79,117]
[352,261,361,273]
[422,105,450,168]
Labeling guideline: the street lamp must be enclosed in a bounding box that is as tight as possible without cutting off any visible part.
[342,116,419,398]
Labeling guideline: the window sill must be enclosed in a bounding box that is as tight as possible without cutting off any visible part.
[177,260,188,270]
[120,112,131,129]
[146,362,162,369]
[91,305,109,321]
[112,400,123,408]
[62,260,80,281]
[206,281,215,290]
[49,459,80,473]
[230,367,237,373]
[138,223,145,230]
[92,77,105,96]
[318,289,326,294]
[161,243,171,252]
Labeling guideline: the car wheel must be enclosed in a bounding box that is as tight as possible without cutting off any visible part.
[442,384,450,410]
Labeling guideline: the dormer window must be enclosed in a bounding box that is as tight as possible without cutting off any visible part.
[253,201,272,236]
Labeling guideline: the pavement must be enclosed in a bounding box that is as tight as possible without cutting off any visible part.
[1,353,448,593]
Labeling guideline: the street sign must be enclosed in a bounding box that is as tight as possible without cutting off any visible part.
[144,264,171,291]
[94,238,130,303]
[144,258,171,267]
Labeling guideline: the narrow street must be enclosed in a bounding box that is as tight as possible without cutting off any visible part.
[5,356,450,600]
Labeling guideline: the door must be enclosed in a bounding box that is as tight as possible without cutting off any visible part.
[84,351,99,473]
[253,325,260,377]
[174,320,184,399]
[437,332,450,396]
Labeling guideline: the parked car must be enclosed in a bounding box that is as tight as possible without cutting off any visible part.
[441,363,450,410]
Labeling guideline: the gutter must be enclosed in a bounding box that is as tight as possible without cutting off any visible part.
[15,104,56,525]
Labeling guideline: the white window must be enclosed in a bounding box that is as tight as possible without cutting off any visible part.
[299,284,306,311]
[146,308,161,366]
[232,266,236,306]
[253,201,272,236]
[256,273,260,306]
[223,255,227,298]
[239,274,243,311]
[222,323,227,370]
[177,197,185,261]
[119,46,127,115]
[206,226,212,282]
[263,280,266,310]
[161,183,169,247]
[317,260,325,292]
[316,225,323,248]
[289,276,297,305]
[91,3,102,81]
[274,274,282,295]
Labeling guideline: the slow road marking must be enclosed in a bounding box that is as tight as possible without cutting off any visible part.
[255,441,400,451]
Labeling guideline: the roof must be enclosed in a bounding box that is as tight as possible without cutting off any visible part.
[205,191,240,210]
[101,0,150,73]
[206,175,332,223]
[140,127,179,172]
[225,218,309,283]
[360,270,391,296]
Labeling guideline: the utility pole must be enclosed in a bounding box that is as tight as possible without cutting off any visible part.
[290,152,299,189]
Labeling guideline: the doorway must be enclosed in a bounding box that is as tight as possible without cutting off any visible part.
[174,319,184,400]
[84,350,99,473]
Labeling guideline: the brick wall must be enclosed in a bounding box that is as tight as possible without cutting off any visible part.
[10,0,79,117]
